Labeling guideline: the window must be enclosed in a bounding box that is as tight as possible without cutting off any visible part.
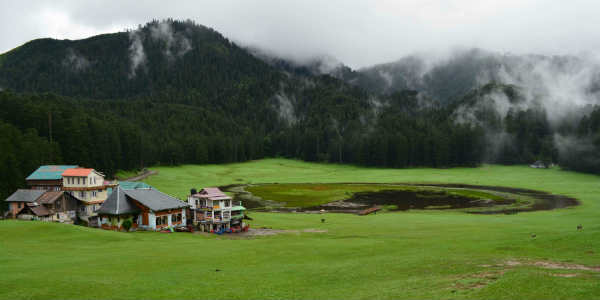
[83,178,86,185]
[195,199,199,207]
[80,206,85,212]
[77,178,80,184]
[156,215,168,226]
[80,191,85,198]
[92,191,97,197]
[172,213,182,223]
[56,213,60,219]
[56,200,61,208]
[225,200,230,207]
[18,203,22,208]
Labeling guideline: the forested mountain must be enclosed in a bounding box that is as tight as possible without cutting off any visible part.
[0,20,486,206]
[1,19,600,209]
[0,19,283,99]
[301,49,600,106]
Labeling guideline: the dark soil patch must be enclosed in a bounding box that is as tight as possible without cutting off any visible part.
[226,183,579,214]
[317,183,578,214]
[347,189,511,211]
[416,184,578,214]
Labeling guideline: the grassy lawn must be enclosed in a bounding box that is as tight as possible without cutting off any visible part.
[2,158,600,299]
[114,169,138,180]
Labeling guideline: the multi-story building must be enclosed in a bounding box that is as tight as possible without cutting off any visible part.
[25,165,78,191]
[61,168,109,221]
[187,187,246,232]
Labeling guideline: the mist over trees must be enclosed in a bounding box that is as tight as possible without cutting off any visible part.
[1,20,600,209]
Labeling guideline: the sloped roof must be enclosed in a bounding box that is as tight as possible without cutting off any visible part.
[119,181,154,190]
[5,189,45,202]
[193,187,231,200]
[124,189,188,211]
[97,186,140,215]
[62,168,93,177]
[36,191,63,204]
[202,187,226,196]
[26,165,78,180]
[29,205,51,216]
[106,182,154,198]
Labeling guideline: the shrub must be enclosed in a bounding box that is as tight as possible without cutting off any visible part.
[122,219,132,232]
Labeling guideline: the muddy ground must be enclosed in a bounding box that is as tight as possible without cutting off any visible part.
[193,227,327,238]
[223,183,578,215]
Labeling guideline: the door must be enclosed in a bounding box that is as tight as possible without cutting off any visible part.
[142,212,149,225]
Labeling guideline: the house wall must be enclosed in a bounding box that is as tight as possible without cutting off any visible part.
[136,209,185,231]
[63,171,107,203]
[65,188,108,203]
[100,215,138,231]
[26,180,63,191]
[9,202,24,218]
[62,172,104,188]
[137,211,157,230]
[78,203,102,217]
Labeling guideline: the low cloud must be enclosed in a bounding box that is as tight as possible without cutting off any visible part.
[128,30,146,78]
[62,48,90,72]
[149,21,192,60]
[273,92,297,125]
[127,20,193,78]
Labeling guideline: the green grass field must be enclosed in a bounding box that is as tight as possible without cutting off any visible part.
[3,159,600,299]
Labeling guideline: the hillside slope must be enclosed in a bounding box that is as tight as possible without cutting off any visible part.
[0,20,282,100]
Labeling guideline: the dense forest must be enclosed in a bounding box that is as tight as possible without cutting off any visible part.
[1,19,599,210]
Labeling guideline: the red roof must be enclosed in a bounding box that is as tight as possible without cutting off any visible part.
[62,168,93,177]
[192,187,231,200]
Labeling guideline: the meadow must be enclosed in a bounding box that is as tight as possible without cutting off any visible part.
[2,159,600,299]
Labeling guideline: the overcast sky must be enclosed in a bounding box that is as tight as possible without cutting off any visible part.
[2,0,599,68]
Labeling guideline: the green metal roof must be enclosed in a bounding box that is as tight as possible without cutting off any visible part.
[118,181,153,190]
[26,165,78,180]
[107,181,154,197]
[231,206,246,211]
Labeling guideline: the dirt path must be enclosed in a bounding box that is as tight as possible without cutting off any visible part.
[122,170,158,181]
[193,228,327,238]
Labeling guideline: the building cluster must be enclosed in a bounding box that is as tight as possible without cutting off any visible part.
[4,165,246,232]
